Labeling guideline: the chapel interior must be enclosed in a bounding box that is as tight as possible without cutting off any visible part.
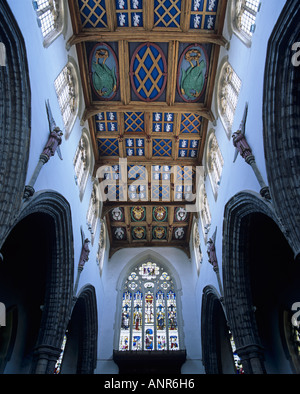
[0,0,299,375]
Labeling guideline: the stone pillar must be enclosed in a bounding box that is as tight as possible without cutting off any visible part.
[33,345,62,374]
[236,344,266,374]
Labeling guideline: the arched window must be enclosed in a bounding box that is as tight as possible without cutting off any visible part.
[54,61,79,138]
[86,184,100,244]
[230,0,261,47]
[118,261,181,352]
[32,0,66,47]
[96,220,106,276]
[206,131,224,198]
[73,129,93,200]
[199,185,211,240]
[192,220,203,276]
[217,62,241,137]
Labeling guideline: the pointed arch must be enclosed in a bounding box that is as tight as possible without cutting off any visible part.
[13,190,74,374]
[113,250,186,373]
[263,0,300,260]
[60,285,98,374]
[201,286,237,374]
[0,0,31,249]
[222,191,282,374]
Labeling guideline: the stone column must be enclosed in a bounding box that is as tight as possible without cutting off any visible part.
[33,345,62,374]
[236,344,266,374]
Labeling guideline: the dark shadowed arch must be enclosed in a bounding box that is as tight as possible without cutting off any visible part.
[263,0,300,260]
[12,191,74,374]
[201,286,236,374]
[222,191,300,374]
[0,0,31,248]
[60,285,98,374]
[222,192,279,374]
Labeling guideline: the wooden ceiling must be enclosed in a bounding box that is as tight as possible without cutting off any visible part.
[67,0,228,256]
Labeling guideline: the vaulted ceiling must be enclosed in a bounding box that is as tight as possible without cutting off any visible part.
[67,0,228,256]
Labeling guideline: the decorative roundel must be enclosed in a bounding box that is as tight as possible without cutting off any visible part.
[130,43,167,102]
[131,206,146,221]
[153,226,167,240]
[113,227,126,240]
[110,207,124,222]
[153,206,168,222]
[177,44,209,102]
[174,227,185,240]
[132,226,146,240]
[89,42,119,101]
[174,207,188,222]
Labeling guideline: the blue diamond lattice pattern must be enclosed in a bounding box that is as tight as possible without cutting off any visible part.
[154,0,182,28]
[152,139,172,157]
[98,138,119,156]
[78,0,108,28]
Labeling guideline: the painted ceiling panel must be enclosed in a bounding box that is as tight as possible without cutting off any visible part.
[70,0,227,255]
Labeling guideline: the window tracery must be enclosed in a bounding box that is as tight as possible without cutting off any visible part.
[33,0,65,47]
[86,185,100,244]
[199,186,211,240]
[231,0,261,46]
[73,130,93,199]
[206,132,224,197]
[54,63,78,137]
[96,220,106,276]
[218,62,241,136]
[119,261,180,352]
[193,221,202,275]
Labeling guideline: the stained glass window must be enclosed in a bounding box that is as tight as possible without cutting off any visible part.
[119,261,180,351]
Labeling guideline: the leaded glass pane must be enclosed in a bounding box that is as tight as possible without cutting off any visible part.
[118,261,180,351]
[167,291,179,350]
[119,292,132,350]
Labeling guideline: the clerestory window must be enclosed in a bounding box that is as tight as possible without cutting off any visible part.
[86,184,100,244]
[206,131,224,198]
[217,62,242,137]
[54,62,79,137]
[73,129,93,200]
[33,0,65,47]
[231,0,261,46]
[199,185,211,241]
